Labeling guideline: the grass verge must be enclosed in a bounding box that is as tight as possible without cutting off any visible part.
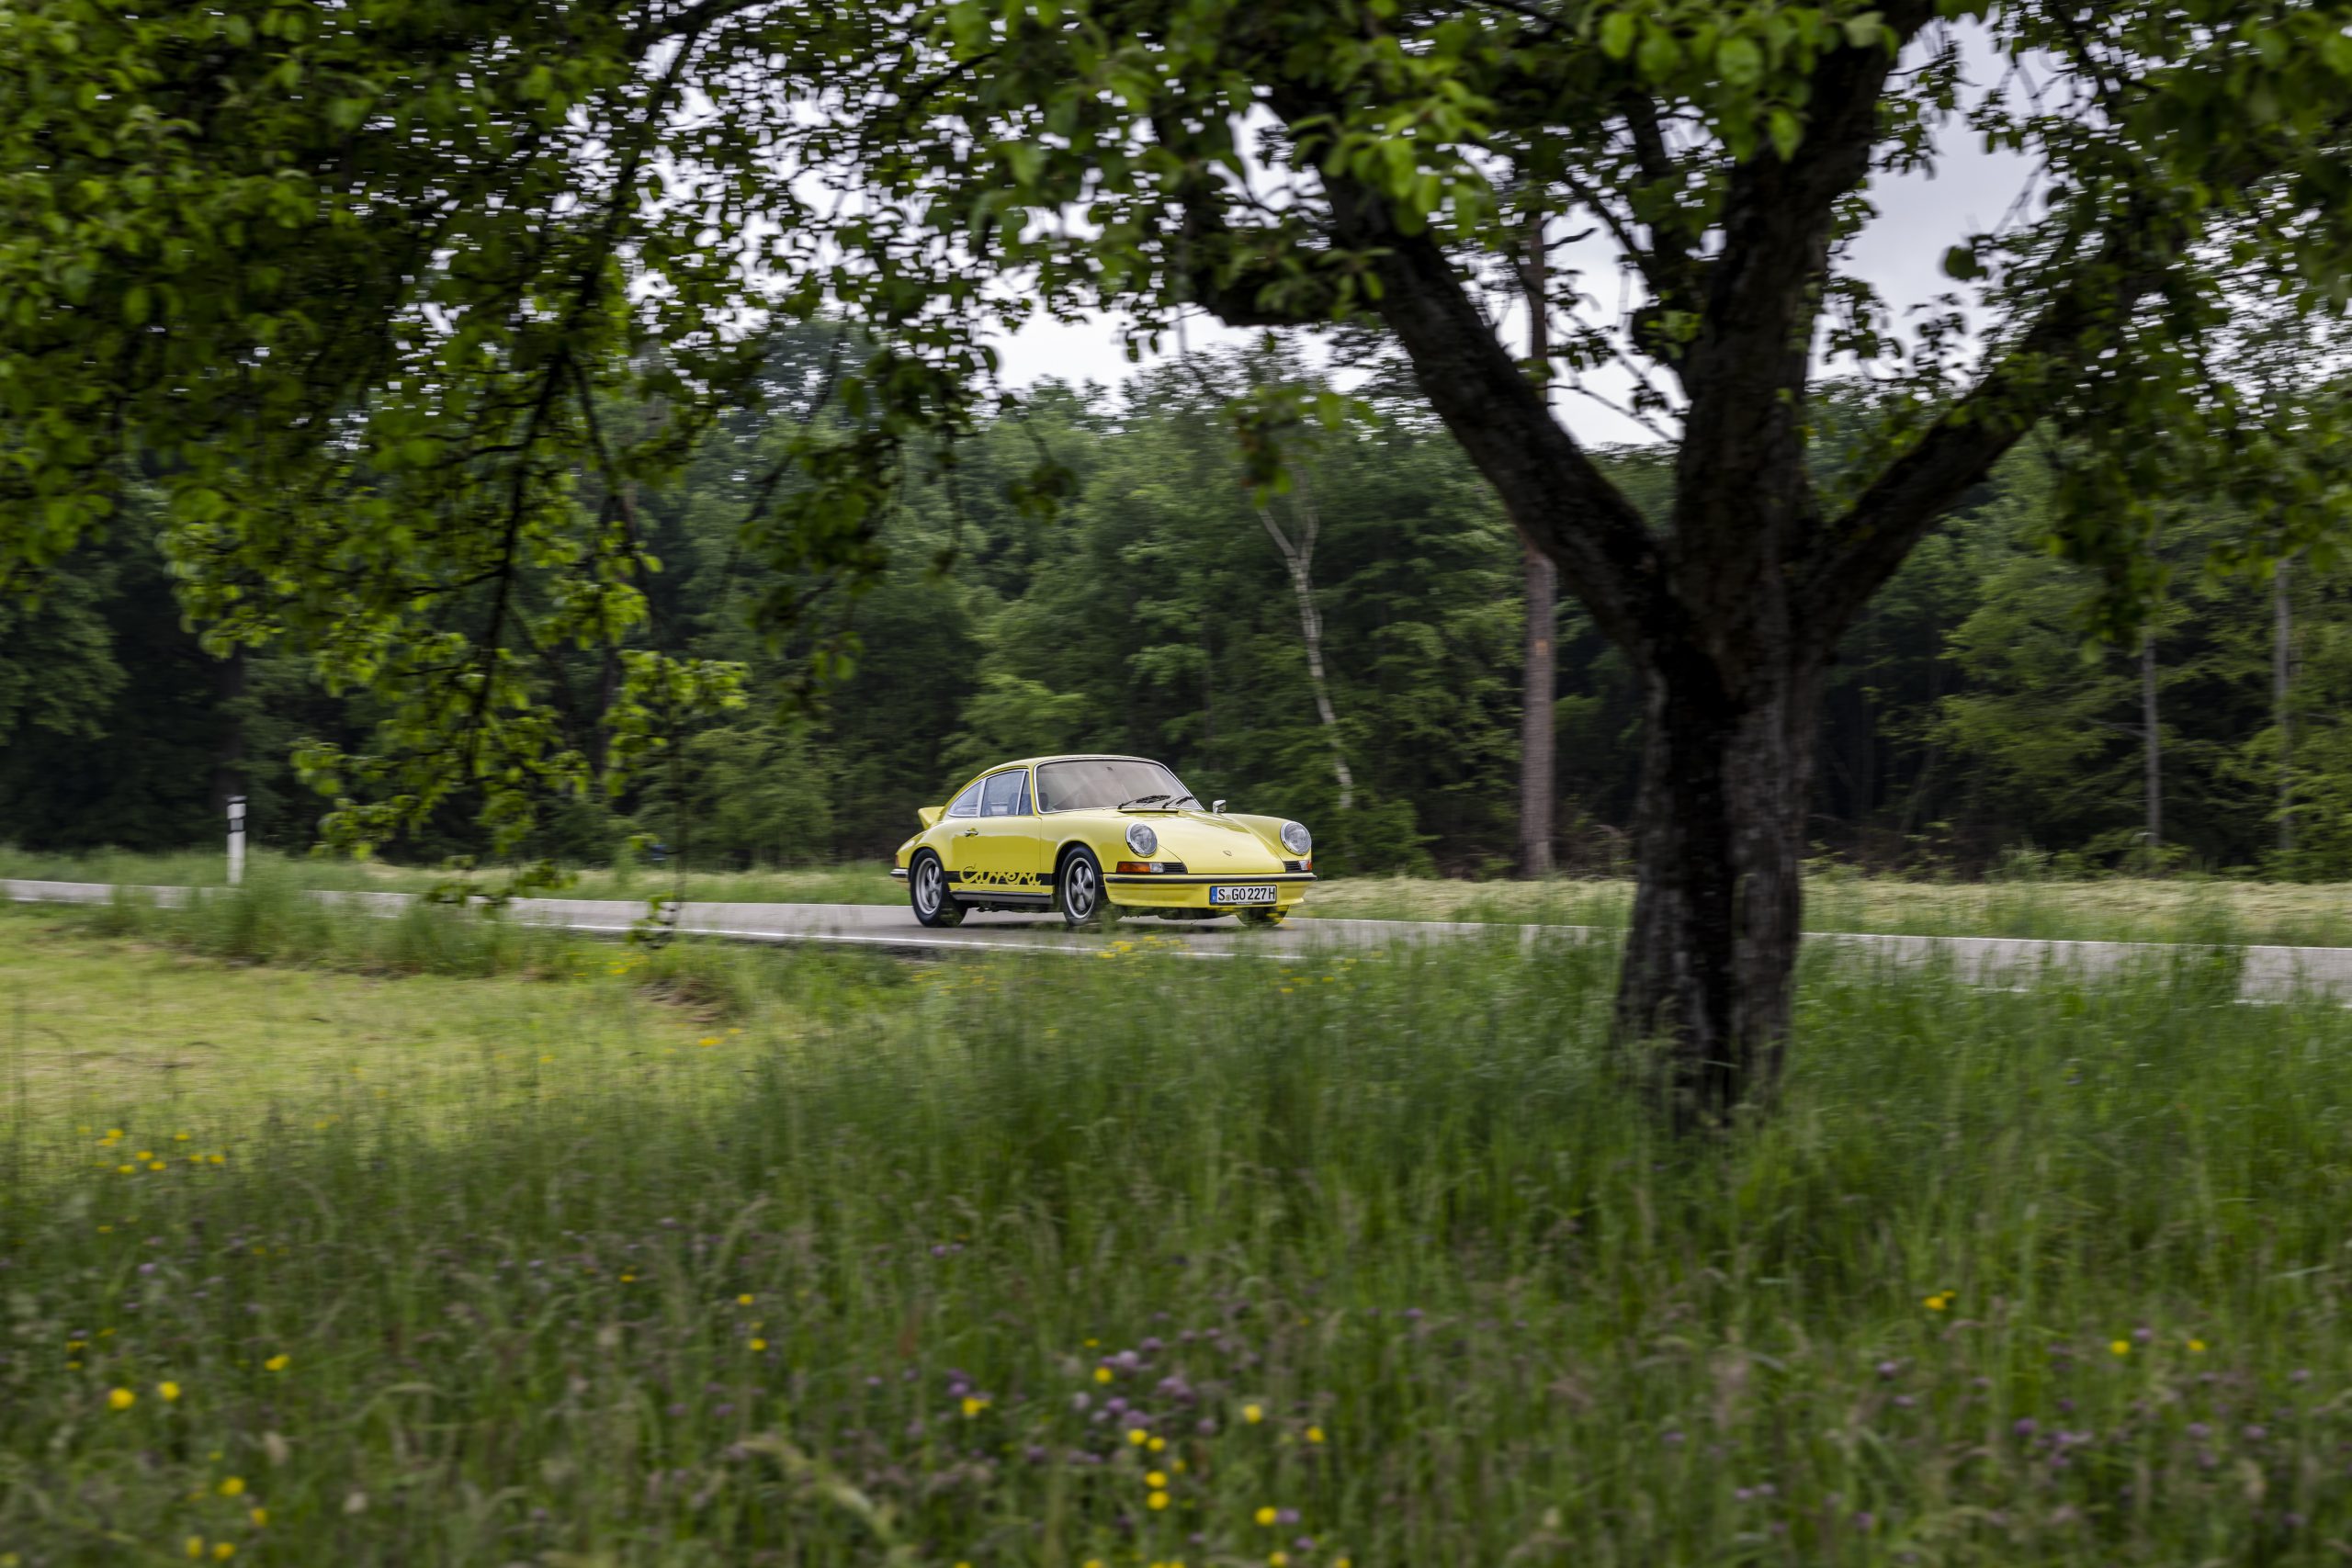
[17,846,2352,946]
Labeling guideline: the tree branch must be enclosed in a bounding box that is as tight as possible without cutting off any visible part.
[1800,201,2184,643]
[1315,178,1664,650]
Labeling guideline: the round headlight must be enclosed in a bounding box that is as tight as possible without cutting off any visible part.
[1280,820,1312,856]
[1125,822,1159,858]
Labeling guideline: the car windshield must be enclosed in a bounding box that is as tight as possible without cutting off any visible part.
[1035,758,1193,813]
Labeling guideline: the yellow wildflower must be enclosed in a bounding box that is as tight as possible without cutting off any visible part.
[248,1508,268,1527]
[749,1338,768,1352]
[738,1293,754,1306]
[107,1388,136,1411]
[962,1396,989,1418]
[264,1355,289,1372]
[213,1546,235,1562]
[1093,1366,1112,1384]
[1270,1554,1289,1568]
[1128,1427,1148,1446]
[2188,1337,2207,1353]
[219,1478,245,1498]
[185,1540,204,1562]
[2110,1339,2131,1357]
[1148,1435,1166,1452]
[1255,1506,1278,1527]
[1306,1426,1325,1444]
[1146,1472,1167,1488]
[159,1382,181,1402]
[1243,1403,1263,1424]
[1148,1490,1170,1510]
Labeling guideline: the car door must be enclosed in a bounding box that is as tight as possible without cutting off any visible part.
[945,769,1046,897]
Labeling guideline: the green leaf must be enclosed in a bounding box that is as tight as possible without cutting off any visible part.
[1941,243,1984,281]
[1768,107,1802,163]
[1600,11,1635,61]
[1637,26,1682,79]
[1717,34,1763,86]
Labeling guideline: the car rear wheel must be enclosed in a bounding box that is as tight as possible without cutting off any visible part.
[1057,847,1120,930]
[910,852,964,928]
[1237,908,1287,929]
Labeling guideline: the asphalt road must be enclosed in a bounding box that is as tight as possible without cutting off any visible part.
[11,877,2352,1002]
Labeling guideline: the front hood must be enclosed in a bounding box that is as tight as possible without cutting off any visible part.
[1105,810,1286,871]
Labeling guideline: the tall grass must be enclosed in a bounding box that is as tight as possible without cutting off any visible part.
[4,907,2350,1562]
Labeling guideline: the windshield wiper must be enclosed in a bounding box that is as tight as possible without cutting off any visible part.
[1118,793,1173,809]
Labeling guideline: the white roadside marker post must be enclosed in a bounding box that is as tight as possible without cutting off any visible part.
[226,795,246,886]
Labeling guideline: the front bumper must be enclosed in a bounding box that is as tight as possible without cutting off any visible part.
[1102,871,1315,909]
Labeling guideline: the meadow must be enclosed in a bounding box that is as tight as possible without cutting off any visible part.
[3,887,2350,1564]
[15,845,2352,947]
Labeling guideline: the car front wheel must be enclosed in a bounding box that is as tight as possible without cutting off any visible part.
[1057,848,1119,930]
[910,852,964,928]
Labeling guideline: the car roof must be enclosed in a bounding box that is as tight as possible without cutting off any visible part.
[989,754,1159,772]
[949,755,1166,791]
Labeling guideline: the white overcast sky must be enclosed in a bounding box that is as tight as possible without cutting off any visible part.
[989,51,2039,448]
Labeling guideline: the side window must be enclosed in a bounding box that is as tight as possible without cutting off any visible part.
[980,770,1029,818]
[946,780,985,818]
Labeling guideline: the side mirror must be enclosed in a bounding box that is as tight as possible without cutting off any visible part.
[1211,799,1227,815]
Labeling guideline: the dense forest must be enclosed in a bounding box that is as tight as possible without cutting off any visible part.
[3,336,2341,879]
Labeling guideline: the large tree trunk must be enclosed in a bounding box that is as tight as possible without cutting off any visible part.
[1617,644,1827,1122]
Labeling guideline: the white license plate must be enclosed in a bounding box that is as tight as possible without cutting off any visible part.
[1210,885,1277,906]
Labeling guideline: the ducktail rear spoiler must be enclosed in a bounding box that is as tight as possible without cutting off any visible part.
[917,805,944,829]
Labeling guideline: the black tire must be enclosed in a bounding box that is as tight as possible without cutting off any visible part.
[1237,908,1287,929]
[910,852,965,928]
[1057,847,1120,930]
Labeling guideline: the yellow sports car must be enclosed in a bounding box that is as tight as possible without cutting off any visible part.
[891,754,1315,929]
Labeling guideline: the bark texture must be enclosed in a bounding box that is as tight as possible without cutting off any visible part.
[1620,648,1826,1119]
